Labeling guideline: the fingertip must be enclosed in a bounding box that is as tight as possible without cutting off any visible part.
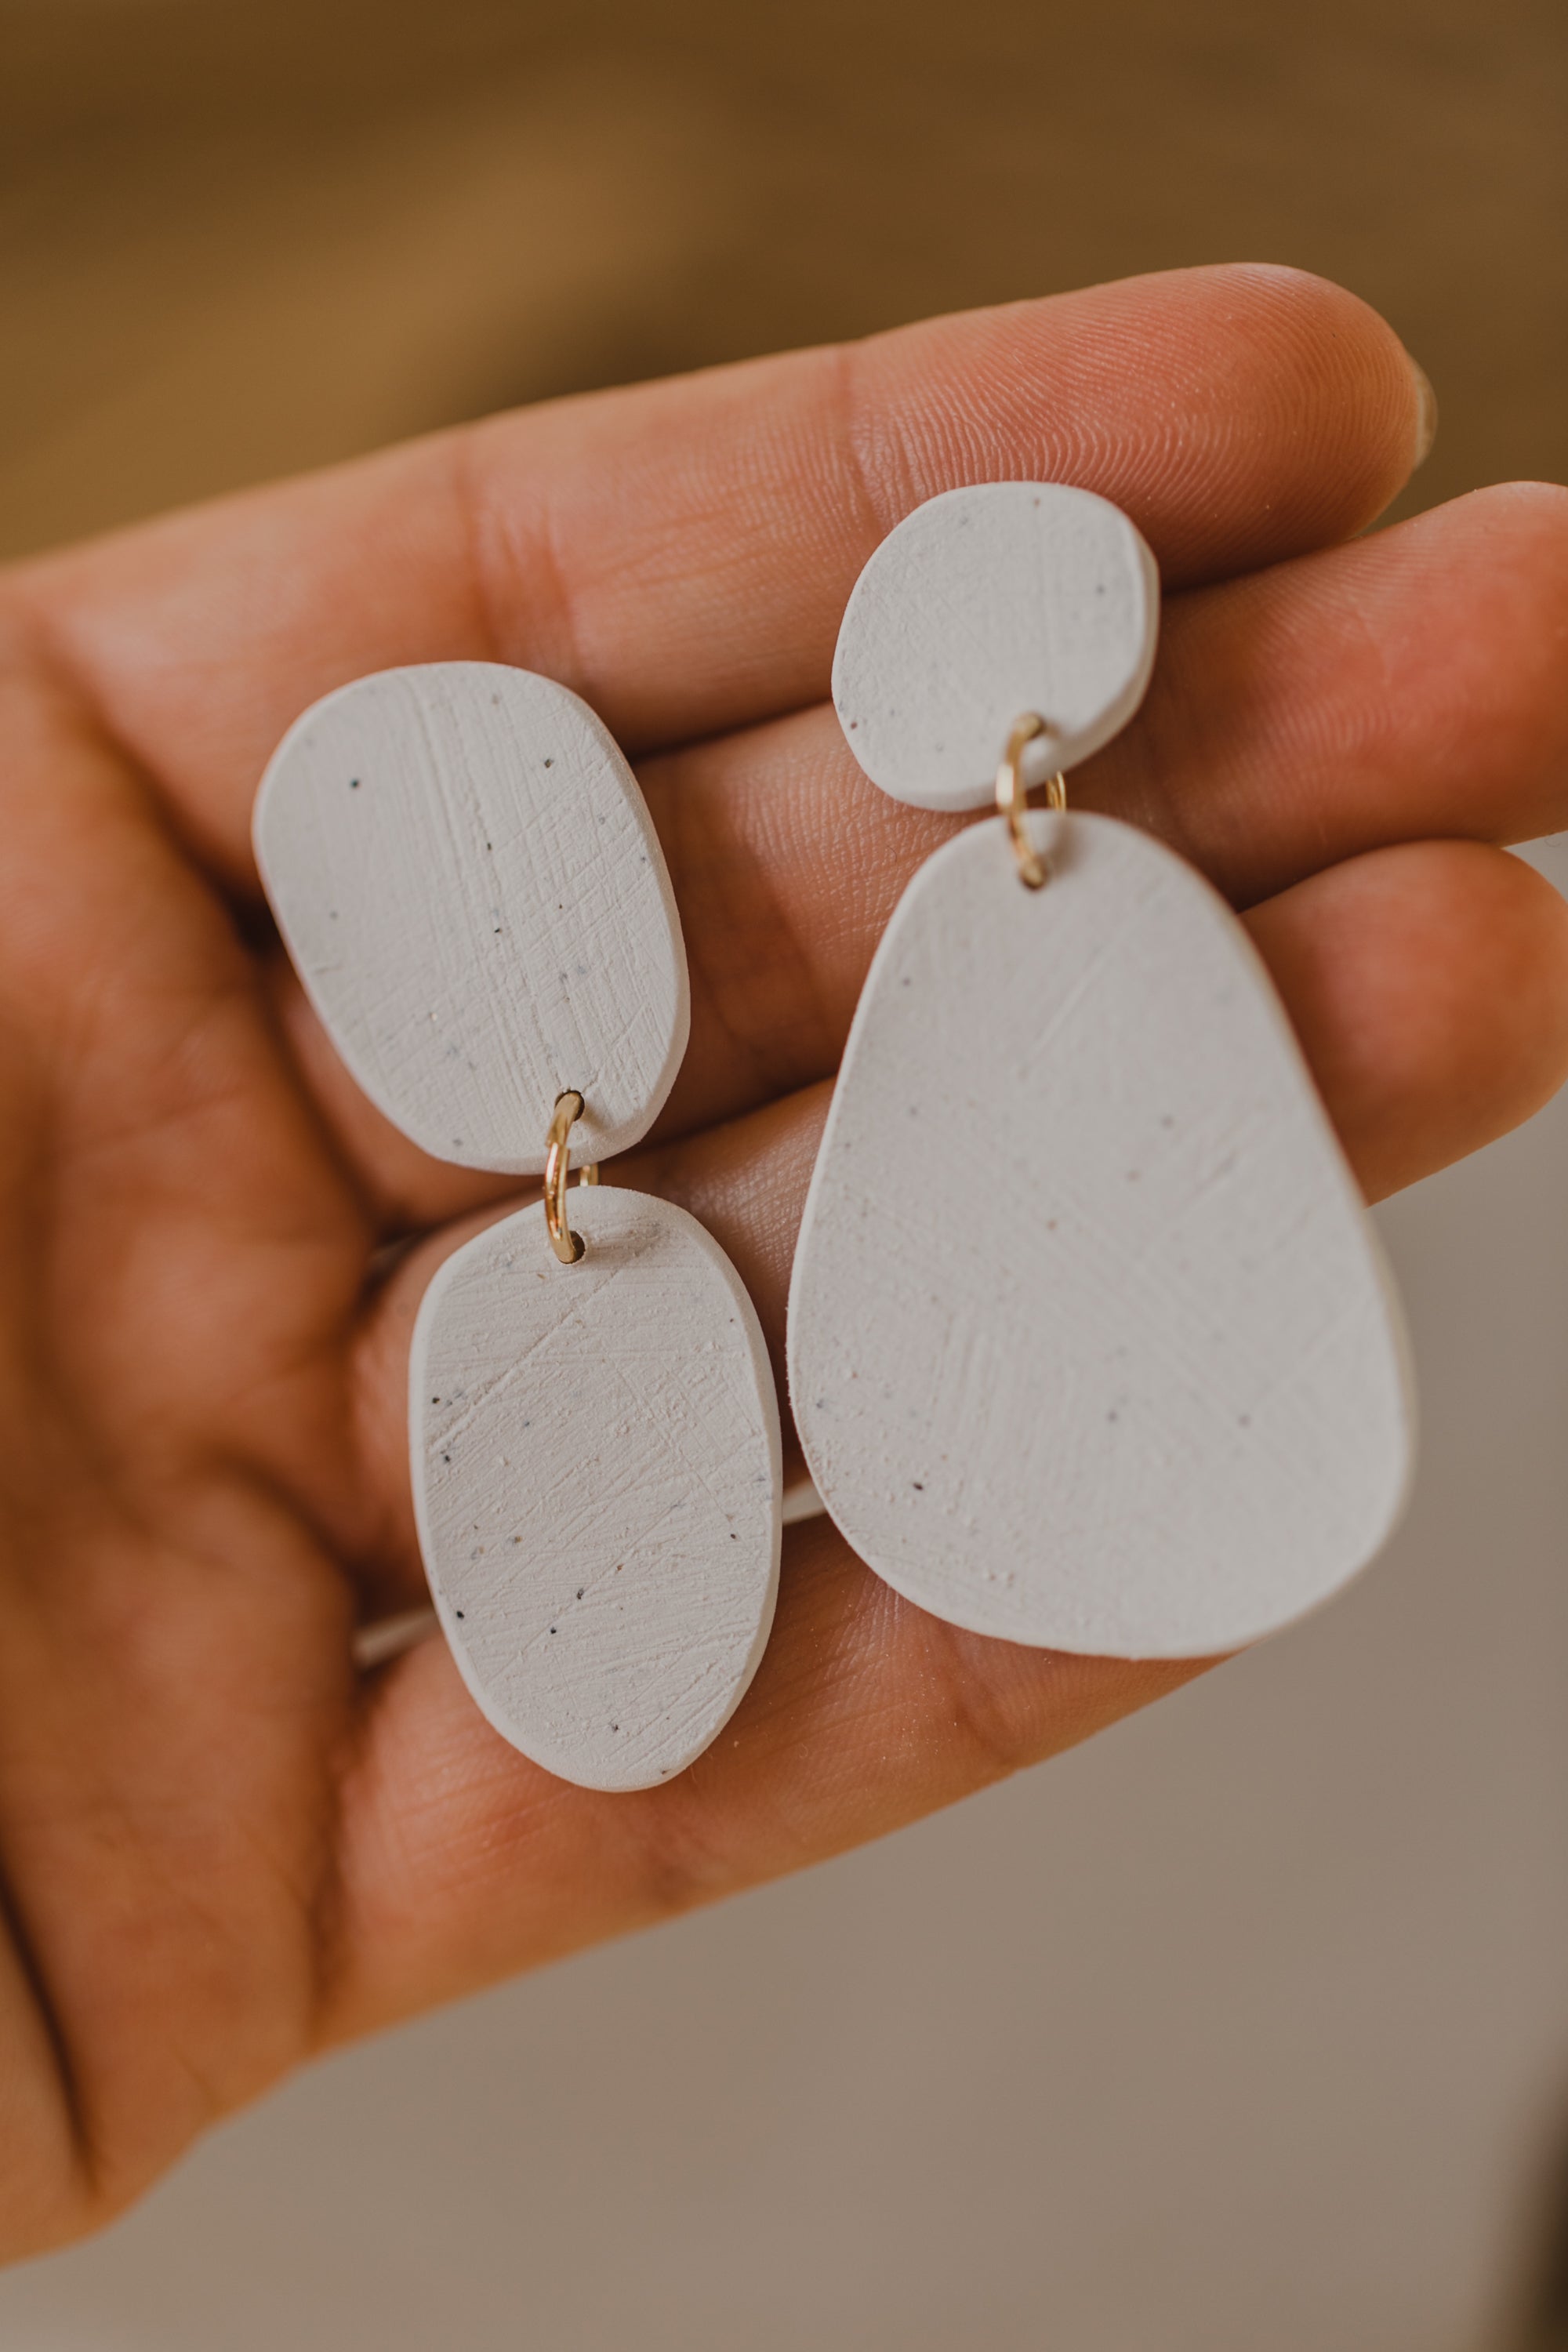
[1468,844,1568,1098]
[1250,840,1568,1203]
[1407,356,1439,470]
[1401,839,1568,1094]
[1000,261,1437,572]
[1203,262,1434,535]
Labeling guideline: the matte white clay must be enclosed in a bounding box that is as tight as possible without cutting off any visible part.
[832,482,1160,811]
[413,1185,782,1790]
[789,811,1415,1657]
[254,662,688,1172]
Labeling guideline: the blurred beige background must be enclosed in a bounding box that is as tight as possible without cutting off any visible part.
[2,0,1567,2343]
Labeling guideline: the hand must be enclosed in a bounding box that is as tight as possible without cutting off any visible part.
[1,263,1564,2256]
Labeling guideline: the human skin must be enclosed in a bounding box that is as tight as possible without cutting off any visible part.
[0,263,1566,2256]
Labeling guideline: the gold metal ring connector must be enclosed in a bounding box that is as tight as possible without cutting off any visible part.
[544,1091,600,1265]
[996,713,1067,889]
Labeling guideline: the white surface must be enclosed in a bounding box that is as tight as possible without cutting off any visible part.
[254,662,688,1172]
[789,808,1415,1656]
[5,1050,1568,2351]
[831,482,1160,811]
[411,1186,782,1790]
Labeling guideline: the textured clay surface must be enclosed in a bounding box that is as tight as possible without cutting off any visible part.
[412,1186,782,1790]
[832,483,1160,812]
[789,811,1415,1657]
[254,661,688,1172]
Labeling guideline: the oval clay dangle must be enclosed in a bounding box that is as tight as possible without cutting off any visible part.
[414,1186,782,1791]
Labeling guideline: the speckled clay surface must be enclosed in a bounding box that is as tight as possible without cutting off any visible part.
[831,482,1160,811]
[254,661,688,1173]
[789,810,1415,1657]
[414,1187,782,1790]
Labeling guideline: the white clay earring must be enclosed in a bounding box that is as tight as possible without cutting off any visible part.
[789,483,1416,1657]
[255,662,782,1788]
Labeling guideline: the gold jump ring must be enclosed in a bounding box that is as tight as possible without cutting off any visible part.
[996,713,1067,890]
[544,1091,599,1265]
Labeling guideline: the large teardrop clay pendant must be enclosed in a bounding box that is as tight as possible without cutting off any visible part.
[788,809,1415,1659]
[415,1185,782,1791]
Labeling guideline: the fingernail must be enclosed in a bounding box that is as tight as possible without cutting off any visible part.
[1406,354,1438,470]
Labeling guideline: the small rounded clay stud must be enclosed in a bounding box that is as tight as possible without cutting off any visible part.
[832,481,1160,811]
[789,486,1415,1658]
[256,662,782,1789]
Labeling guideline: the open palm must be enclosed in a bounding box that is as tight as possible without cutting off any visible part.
[1,263,1565,2256]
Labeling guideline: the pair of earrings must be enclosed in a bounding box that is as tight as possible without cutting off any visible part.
[256,481,1415,1794]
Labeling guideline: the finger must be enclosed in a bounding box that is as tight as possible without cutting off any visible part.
[323,1514,1200,2042]
[659,487,1568,1096]
[1246,840,1568,1203]
[14,265,1428,882]
[343,835,1568,1617]
[269,483,1568,1231]
[1099,481,1568,906]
